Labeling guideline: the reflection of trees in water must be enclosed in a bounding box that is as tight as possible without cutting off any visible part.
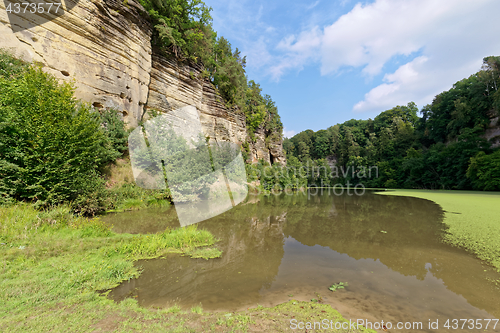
[109,193,499,316]
[282,193,447,280]
[217,192,448,280]
[110,208,287,309]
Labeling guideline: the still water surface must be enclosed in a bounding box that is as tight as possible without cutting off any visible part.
[103,192,500,332]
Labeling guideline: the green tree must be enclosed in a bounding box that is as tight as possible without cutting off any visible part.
[467,150,500,190]
[0,65,116,212]
[208,36,247,109]
[140,0,213,62]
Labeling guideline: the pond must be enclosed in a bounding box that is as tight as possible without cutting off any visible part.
[102,191,500,332]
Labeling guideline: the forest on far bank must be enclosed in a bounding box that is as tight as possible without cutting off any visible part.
[282,56,500,191]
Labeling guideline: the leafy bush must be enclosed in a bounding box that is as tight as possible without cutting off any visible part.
[99,108,129,156]
[467,150,500,190]
[0,57,118,213]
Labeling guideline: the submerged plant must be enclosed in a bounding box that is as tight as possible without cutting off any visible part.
[328,282,348,292]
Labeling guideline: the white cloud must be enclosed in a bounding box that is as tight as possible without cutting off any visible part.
[269,27,322,80]
[269,0,500,112]
[353,56,428,112]
[283,128,296,138]
[306,1,321,10]
[244,36,274,70]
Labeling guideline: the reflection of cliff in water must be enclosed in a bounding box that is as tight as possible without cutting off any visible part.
[110,209,286,309]
[108,192,500,318]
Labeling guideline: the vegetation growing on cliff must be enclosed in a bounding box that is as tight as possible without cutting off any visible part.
[137,0,283,141]
[283,56,500,190]
[0,51,169,214]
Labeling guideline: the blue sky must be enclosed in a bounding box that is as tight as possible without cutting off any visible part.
[203,0,500,138]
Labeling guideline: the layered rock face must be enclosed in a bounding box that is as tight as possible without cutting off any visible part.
[146,54,248,146]
[0,0,285,164]
[0,0,152,126]
[485,115,500,148]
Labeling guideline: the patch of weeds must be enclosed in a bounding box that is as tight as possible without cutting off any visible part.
[119,198,145,210]
[165,305,181,313]
[70,217,112,237]
[191,305,203,314]
[217,313,253,332]
[117,226,217,258]
[246,300,376,332]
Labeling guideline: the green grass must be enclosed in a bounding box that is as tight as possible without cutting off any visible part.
[0,203,372,332]
[377,189,500,271]
[185,247,223,259]
[0,203,218,331]
[190,305,203,314]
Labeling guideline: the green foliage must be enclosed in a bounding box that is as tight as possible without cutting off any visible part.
[0,203,231,332]
[118,225,217,257]
[0,52,135,214]
[467,150,500,190]
[71,174,114,216]
[130,123,216,201]
[243,81,282,139]
[0,63,118,212]
[107,182,171,212]
[185,246,222,259]
[0,49,28,78]
[207,37,247,109]
[99,108,129,156]
[329,282,348,292]
[285,57,500,190]
[136,0,283,143]
[0,203,110,242]
[69,215,112,238]
[138,0,213,62]
[421,57,499,144]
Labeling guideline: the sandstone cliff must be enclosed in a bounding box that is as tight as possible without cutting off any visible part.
[0,0,285,164]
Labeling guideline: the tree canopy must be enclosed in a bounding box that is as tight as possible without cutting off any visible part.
[283,56,500,190]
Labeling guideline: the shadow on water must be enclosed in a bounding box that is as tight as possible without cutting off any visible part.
[102,192,500,332]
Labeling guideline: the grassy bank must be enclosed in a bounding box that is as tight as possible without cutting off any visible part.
[376,189,500,271]
[0,204,372,332]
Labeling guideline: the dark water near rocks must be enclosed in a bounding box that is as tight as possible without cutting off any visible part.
[102,191,500,332]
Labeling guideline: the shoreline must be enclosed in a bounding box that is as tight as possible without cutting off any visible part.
[376,189,500,272]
